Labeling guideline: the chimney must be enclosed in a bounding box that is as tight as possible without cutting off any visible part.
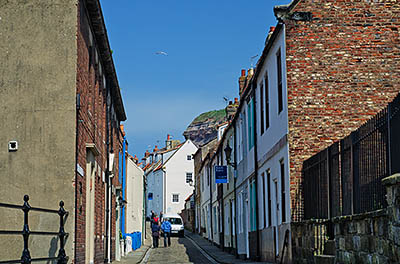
[265,26,276,46]
[234,98,239,105]
[239,69,246,96]
[166,134,172,150]
[144,150,150,158]
[133,155,139,164]
[120,124,126,136]
[153,145,159,152]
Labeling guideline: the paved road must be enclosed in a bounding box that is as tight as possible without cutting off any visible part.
[143,236,214,264]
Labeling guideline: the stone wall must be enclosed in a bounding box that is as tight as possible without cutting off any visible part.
[292,219,329,264]
[292,173,400,263]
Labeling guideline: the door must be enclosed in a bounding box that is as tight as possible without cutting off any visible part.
[86,152,96,264]
[244,189,249,258]
[274,179,279,257]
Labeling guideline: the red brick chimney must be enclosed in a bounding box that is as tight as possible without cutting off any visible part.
[120,124,126,136]
[239,69,246,96]
[153,145,159,152]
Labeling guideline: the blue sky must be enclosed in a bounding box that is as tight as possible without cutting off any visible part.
[99,0,292,159]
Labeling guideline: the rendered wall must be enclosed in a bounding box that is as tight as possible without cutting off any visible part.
[126,158,144,234]
[0,0,77,261]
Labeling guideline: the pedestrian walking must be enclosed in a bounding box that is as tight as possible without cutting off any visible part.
[152,220,160,248]
[160,211,163,220]
[161,218,172,247]
[151,212,159,228]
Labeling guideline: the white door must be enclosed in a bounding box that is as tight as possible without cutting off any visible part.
[86,152,96,264]
[244,188,249,258]
[274,179,279,257]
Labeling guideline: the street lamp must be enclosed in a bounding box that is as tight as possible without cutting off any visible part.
[117,196,127,208]
[224,144,236,169]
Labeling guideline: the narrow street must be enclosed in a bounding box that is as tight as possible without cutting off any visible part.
[143,236,214,264]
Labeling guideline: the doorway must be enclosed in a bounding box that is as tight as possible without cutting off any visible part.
[274,179,279,257]
[86,151,96,264]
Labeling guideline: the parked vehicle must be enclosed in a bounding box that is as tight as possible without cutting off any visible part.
[162,214,184,237]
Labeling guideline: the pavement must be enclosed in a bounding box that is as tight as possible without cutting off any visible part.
[184,231,272,264]
[115,226,271,264]
[113,223,152,264]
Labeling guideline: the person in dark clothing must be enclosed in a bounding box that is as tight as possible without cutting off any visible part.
[152,223,160,248]
[161,218,172,247]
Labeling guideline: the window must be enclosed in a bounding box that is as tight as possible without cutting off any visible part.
[247,98,254,150]
[260,81,264,135]
[280,160,286,223]
[148,192,153,200]
[186,172,193,183]
[172,194,179,203]
[238,192,243,233]
[267,170,272,227]
[277,49,283,113]
[262,172,266,228]
[187,155,192,161]
[201,171,204,191]
[265,74,270,129]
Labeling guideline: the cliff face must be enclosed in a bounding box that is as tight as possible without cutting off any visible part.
[183,109,227,147]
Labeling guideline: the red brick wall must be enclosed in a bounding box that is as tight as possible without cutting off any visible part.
[75,1,123,263]
[285,0,400,217]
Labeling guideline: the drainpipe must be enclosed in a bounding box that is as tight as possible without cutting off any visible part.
[209,159,213,242]
[233,124,238,257]
[74,93,80,264]
[105,81,113,263]
[121,136,127,235]
[252,88,261,261]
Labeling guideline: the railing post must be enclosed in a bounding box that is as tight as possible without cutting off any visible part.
[387,104,392,176]
[57,201,68,264]
[21,195,31,264]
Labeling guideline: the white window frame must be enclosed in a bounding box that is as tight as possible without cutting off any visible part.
[172,193,179,203]
[186,172,193,183]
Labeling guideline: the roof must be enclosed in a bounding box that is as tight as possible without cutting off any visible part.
[273,0,301,18]
[185,193,194,202]
[85,0,126,121]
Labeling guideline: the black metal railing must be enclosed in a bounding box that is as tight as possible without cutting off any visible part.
[0,195,69,264]
[299,92,400,221]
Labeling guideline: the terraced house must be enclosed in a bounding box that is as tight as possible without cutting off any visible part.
[0,1,127,263]
[193,0,399,263]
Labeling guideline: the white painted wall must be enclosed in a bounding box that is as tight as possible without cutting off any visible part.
[254,26,291,227]
[165,140,198,214]
[146,169,164,217]
[126,158,144,233]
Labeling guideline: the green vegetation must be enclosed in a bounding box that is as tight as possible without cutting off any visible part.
[192,109,226,124]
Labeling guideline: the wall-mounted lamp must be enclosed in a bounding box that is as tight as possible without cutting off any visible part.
[224,144,236,169]
[117,196,127,209]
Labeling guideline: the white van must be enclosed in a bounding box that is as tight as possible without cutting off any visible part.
[162,214,184,237]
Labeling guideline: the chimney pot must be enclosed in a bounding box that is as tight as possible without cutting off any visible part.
[234,98,238,104]
[269,26,275,33]
[241,69,246,77]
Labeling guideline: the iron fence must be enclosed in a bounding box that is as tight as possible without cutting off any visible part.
[0,195,68,264]
[299,92,400,221]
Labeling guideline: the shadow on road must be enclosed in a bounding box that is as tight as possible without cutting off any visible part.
[178,236,213,264]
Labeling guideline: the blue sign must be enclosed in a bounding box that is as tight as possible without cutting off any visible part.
[215,165,228,184]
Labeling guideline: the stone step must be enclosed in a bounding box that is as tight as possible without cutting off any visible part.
[314,254,336,264]
[324,240,336,255]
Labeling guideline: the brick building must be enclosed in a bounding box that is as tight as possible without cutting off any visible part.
[273,0,400,220]
[0,0,126,263]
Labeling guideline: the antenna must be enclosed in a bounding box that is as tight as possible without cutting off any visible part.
[250,54,259,68]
